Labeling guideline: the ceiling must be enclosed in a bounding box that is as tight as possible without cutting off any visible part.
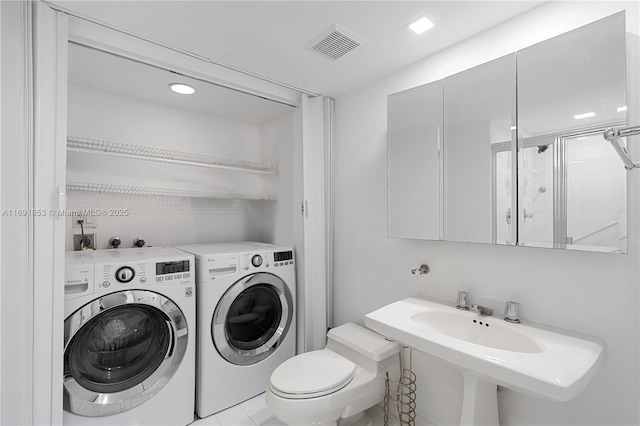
[51,1,547,97]
[68,43,293,124]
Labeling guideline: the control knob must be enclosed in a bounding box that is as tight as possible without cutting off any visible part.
[115,266,135,283]
[109,236,122,249]
[251,255,263,267]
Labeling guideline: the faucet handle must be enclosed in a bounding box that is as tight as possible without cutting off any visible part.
[456,291,470,310]
[504,301,521,323]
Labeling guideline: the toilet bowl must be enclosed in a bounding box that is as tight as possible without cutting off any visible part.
[266,322,401,426]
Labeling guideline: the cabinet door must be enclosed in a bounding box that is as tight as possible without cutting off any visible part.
[443,54,516,245]
[388,81,443,240]
[517,12,627,252]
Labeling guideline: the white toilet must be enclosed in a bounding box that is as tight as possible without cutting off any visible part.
[265,322,401,426]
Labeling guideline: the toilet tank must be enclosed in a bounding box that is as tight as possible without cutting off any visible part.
[327,323,400,361]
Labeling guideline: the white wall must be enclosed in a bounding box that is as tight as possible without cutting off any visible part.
[66,84,294,250]
[333,2,640,425]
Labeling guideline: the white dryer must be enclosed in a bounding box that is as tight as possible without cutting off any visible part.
[176,242,296,418]
[63,247,196,425]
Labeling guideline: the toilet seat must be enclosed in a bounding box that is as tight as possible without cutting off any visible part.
[269,350,356,399]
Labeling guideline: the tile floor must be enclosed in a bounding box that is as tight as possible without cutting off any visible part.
[190,393,426,426]
[191,394,396,426]
[190,393,284,426]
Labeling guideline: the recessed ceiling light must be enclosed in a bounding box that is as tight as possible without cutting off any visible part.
[409,16,434,35]
[510,126,517,130]
[617,106,628,112]
[169,83,195,95]
[573,112,595,120]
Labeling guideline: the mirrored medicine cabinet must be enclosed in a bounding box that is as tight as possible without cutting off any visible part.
[388,12,629,253]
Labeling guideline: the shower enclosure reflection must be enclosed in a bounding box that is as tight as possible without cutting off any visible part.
[516,11,627,252]
[496,128,627,252]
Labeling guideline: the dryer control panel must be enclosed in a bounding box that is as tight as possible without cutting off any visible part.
[240,250,294,272]
[273,250,294,267]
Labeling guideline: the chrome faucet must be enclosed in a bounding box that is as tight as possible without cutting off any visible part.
[471,304,493,316]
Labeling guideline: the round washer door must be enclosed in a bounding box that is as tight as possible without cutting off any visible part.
[63,290,188,417]
[212,272,293,365]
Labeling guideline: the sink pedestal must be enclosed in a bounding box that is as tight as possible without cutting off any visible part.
[460,371,499,426]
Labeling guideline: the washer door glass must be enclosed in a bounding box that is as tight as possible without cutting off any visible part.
[212,272,293,365]
[66,305,170,393]
[63,290,188,417]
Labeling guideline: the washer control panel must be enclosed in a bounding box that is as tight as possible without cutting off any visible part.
[65,248,195,300]
[95,260,192,290]
[65,261,95,300]
[115,266,135,283]
[96,260,192,289]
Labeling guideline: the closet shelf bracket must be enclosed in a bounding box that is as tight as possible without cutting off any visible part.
[603,125,640,170]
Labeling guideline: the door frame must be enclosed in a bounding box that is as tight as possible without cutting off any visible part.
[18,3,330,423]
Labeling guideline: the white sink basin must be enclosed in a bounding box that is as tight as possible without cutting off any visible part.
[365,295,606,425]
[411,310,542,354]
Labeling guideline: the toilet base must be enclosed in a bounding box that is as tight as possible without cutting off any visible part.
[338,412,373,426]
[291,412,373,426]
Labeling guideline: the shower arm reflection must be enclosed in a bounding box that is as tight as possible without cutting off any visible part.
[603,125,640,170]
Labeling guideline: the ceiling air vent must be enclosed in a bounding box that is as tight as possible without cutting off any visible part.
[306,24,366,61]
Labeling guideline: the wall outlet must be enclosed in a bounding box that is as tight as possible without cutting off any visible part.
[72,213,97,228]
[73,233,96,251]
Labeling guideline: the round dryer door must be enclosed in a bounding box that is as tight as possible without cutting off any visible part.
[63,290,188,417]
[212,272,293,365]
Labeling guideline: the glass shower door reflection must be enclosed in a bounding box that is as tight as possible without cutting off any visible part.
[518,142,554,247]
[493,148,514,245]
[517,131,627,253]
[565,133,627,252]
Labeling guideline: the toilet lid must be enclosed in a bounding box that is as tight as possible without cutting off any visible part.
[270,350,356,399]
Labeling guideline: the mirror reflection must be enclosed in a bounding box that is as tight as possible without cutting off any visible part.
[444,54,516,245]
[388,81,443,240]
[387,12,628,253]
[517,12,627,252]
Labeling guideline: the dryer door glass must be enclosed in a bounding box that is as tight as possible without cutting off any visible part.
[226,284,282,350]
[65,304,171,393]
[212,272,293,365]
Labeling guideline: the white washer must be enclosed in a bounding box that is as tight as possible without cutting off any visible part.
[63,247,196,426]
[176,242,296,418]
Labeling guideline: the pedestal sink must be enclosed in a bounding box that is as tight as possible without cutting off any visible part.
[364,295,606,425]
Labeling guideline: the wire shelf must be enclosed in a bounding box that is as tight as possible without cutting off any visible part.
[67,182,277,201]
[67,136,279,174]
